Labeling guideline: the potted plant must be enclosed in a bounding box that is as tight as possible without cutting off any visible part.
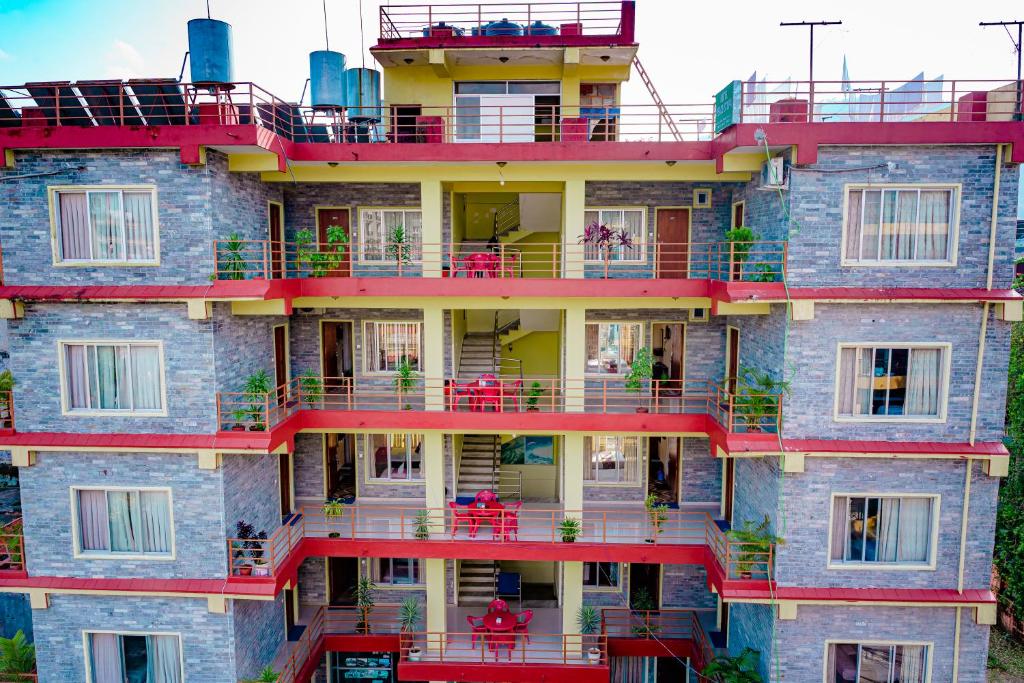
[254,665,280,683]
[400,595,423,659]
[393,357,419,410]
[386,226,413,267]
[355,576,377,633]
[525,381,544,411]
[244,370,273,431]
[579,221,633,276]
[644,493,669,543]
[727,515,783,580]
[232,520,267,576]
[625,347,654,413]
[229,409,249,432]
[702,647,764,683]
[218,232,249,280]
[299,369,324,408]
[0,629,35,679]
[322,498,345,538]
[576,605,602,663]
[295,226,349,277]
[414,510,431,540]
[0,369,14,426]
[724,226,759,280]
[732,366,790,433]
[559,517,582,543]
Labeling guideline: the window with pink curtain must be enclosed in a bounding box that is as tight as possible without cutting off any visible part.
[88,633,124,683]
[844,187,954,263]
[55,189,156,264]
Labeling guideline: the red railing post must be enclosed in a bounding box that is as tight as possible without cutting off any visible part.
[879,82,887,122]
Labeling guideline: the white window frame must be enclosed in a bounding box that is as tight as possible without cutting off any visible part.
[840,183,960,267]
[366,433,424,482]
[822,640,932,683]
[832,342,951,424]
[585,322,644,376]
[362,321,422,374]
[82,630,184,683]
[374,557,424,587]
[584,435,641,485]
[826,493,940,571]
[49,185,160,266]
[583,561,622,590]
[583,207,647,263]
[70,486,175,561]
[57,340,168,417]
[357,207,422,263]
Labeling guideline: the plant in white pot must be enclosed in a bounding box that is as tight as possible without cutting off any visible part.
[577,605,602,664]
[400,597,424,661]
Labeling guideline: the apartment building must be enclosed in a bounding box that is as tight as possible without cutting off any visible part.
[0,2,1022,681]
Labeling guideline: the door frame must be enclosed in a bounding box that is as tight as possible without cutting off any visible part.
[722,458,736,523]
[322,432,359,499]
[272,322,291,382]
[725,325,740,394]
[730,200,745,229]
[314,205,352,264]
[628,562,664,608]
[650,320,687,414]
[279,451,294,516]
[653,206,692,278]
[318,319,356,378]
[267,200,284,278]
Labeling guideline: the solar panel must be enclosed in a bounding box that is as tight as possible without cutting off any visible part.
[25,81,93,126]
[127,79,187,126]
[75,80,144,126]
[0,93,21,128]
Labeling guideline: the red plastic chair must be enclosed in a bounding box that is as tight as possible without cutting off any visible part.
[449,501,479,538]
[474,382,502,412]
[466,614,487,648]
[446,380,475,411]
[500,501,523,541]
[514,608,534,644]
[501,379,523,411]
[500,253,518,278]
[487,598,509,614]
[475,490,498,504]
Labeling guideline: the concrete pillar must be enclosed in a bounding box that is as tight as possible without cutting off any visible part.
[563,433,584,512]
[563,179,586,278]
[421,179,443,277]
[562,561,583,657]
[564,306,586,412]
[425,557,446,655]
[422,306,445,411]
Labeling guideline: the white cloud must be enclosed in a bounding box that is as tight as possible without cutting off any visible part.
[103,40,146,79]
[0,48,11,61]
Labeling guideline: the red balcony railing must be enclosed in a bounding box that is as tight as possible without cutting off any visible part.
[211,239,787,282]
[399,630,607,666]
[601,608,716,669]
[225,503,775,583]
[215,376,784,434]
[0,516,25,572]
[379,1,631,41]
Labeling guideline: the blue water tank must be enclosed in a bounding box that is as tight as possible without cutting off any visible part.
[187,18,233,84]
[526,20,557,36]
[345,68,382,120]
[310,50,346,109]
[483,18,522,36]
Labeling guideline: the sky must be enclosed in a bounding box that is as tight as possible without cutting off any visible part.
[1,0,1022,106]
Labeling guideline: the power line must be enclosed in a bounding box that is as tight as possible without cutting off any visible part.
[779,20,842,83]
[980,19,1023,120]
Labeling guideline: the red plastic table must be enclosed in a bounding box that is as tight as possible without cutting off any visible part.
[466,499,506,538]
[483,611,517,659]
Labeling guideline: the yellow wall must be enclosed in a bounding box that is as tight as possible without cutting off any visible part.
[458,192,520,240]
[508,230,561,279]
[451,309,467,375]
[500,433,559,500]
[502,330,560,378]
[499,559,557,585]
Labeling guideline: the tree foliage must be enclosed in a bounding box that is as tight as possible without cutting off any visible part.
[995,319,1024,620]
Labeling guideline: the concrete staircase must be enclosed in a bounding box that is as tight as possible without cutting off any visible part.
[458,559,497,606]
[457,434,498,498]
[457,333,496,381]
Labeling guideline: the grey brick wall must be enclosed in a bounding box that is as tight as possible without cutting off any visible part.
[727,602,773,681]
[775,457,996,590]
[223,453,281,554]
[298,556,327,605]
[233,593,285,680]
[19,451,227,579]
[732,457,779,536]
[681,438,721,505]
[213,303,286,402]
[294,433,325,503]
[662,564,715,609]
[32,594,235,683]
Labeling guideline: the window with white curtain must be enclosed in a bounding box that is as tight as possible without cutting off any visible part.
[53,188,158,264]
[830,495,935,565]
[373,558,423,585]
[835,345,946,419]
[364,322,421,373]
[359,208,422,262]
[61,342,165,414]
[87,631,182,683]
[369,433,423,480]
[585,323,641,375]
[75,488,173,557]
[826,642,928,683]
[584,435,640,484]
[583,208,645,262]
[583,562,621,588]
[843,186,956,264]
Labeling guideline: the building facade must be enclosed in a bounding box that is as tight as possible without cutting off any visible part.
[1,3,1023,682]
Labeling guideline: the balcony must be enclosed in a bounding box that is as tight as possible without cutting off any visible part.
[211,239,787,283]
[224,503,775,590]
[602,608,715,669]
[214,376,784,438]
[0,516,25,574]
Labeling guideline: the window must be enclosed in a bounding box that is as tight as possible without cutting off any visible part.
[61,342,165,414]
[359,208,422,262]
[836,345,947,419]
[374,558,422,586]
[87,631,182,683]
[585,323,641,375]
[583,562,620,588]
[52,187,158,264]
[583,209,645,262]
[369,433,423,481]
[830,495,936,566]
[364,322,421,373]
[75,488,173,557]
[844,186,957,264]
[826,642,928,683]
[584,436,640,484]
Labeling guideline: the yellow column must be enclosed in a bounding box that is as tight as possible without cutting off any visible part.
[562,561,583,657]
[563,179,585,278]
[422,306,445,411]
[425,557,447,655]
[421,179,443,278]
[564,306,586,412]
[563,433,584,512]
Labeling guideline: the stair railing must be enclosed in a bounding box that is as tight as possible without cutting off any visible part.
[493,197,521,239]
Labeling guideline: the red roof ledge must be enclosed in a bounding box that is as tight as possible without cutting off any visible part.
[711,281,1023,304]
[0,430,269,453]
[721,586,996,606]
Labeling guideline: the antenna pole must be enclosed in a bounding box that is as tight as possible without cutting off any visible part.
[323,0,330,51]
[780,20,842,116]
[980,19,1024,120]
[206,0,211,19]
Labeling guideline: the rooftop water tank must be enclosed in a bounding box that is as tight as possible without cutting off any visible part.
[483,18,522,36]
[526,20,557,36]
[345,68,382,121]
[187,18,233,84]
[310,50,346,109]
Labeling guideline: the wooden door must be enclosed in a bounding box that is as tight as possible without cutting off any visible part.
[321,322,353,394]
[273,325,288,405]
[284,588,296,635]
[268,202,284,278]
[656,209,690,278]
[732,201,745,229]
[726,327,740,394]
[723,459,735,524]
[329,557,359,605]
[279,452,291,518]
[316,208,351,277]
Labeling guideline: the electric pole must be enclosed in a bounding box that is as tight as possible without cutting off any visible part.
[781,20,842,115]
[980,20,1023,120]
